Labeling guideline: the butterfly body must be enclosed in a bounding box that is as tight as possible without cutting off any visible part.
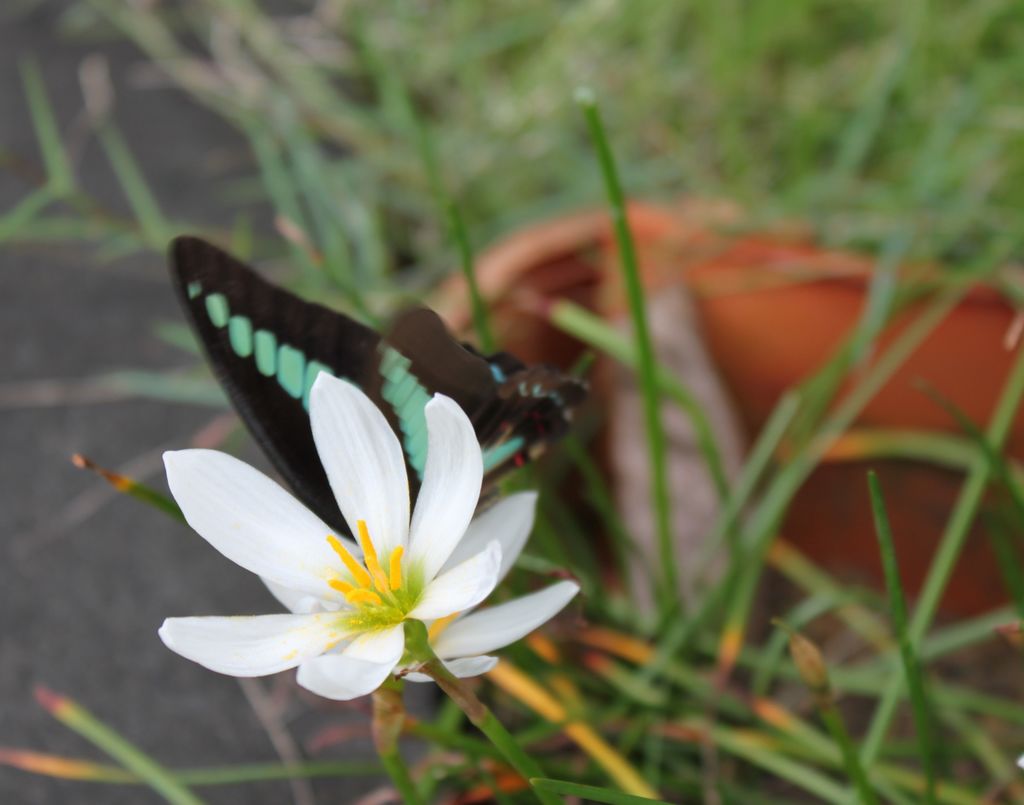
[169,236,585,535]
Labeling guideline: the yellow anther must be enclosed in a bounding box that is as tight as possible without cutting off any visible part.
[328,578,355,595]
[388,546,404,590]
[428,612,460,641]
[346,588,383,606]
[356,520,390,594]
[326,534,372,588]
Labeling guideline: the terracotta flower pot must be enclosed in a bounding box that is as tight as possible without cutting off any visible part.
[436,201,1022,615]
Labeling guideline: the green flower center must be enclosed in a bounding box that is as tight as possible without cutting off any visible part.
[324,520,426,631]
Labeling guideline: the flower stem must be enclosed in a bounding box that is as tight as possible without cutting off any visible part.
[371,680,423,805]
[421,658,560,805]
[404,622,556,805]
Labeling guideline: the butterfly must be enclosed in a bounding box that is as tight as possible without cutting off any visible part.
[168,236,587,536]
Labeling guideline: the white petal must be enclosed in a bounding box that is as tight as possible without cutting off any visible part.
[296,625,405,700]
[261,578,339,614]
[164,450,351,600]
[432,581,579,659]
[404,655,497,683]
[408,541,501,621]
[341,624,406,662]
[310,374,410,556]
[407,395,483,580]
[158,613,345,677]
[443,655,499,677]
[441,492,537,583]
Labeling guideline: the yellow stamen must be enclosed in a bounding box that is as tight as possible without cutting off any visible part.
[328,578,355,595]
[327,534,372,588]
[388,546,404,590]
[356,519,391,593]
[428,612,460,641]
[346,588,383,606]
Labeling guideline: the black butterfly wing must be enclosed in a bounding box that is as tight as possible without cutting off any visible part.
[170,236,588,531]
[370,309,588,485]
[168,236,378,532]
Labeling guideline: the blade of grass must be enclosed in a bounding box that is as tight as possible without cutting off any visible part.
[824,428,1024,487]
[767,540,890,650]
[670,284,963,675]
[237,114,320,283]
[867,471,938,804]
[531,778,672,805]
[0,750,382,785]
[695,391,801,579]
[96,122,171,248]
[0,184,58,243]
[20,58,74,194]
[361,22,494,352]
[487,660,659,799]
[34,687,203,805]
[860,341,1024,765]
[986,512,1024,616]
[576,87,676,614]
[275,105,364,309]
[71,454,184,522]
[550,301,728,501]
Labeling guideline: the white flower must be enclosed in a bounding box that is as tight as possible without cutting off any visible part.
[158,373,579,700]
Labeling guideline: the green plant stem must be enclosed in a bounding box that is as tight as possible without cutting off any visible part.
[860,340,1024,765]
[576,88,676,614]
[776,621,879,805]
[818,704,879,805]
[423,662,559,805]
[35,687,203,805]
[404,622,556,805]
[867,472,938,803]
[372,680,422,805]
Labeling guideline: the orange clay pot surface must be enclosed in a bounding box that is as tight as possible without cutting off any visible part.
[437,201,1021,616]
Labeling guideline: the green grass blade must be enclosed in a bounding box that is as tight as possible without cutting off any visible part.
[986,512,1024,616]
[695,390,801,578]
[97,123,170,247]
[0,750,383,786]
[71,454,184,523]
[19,58,74,194]
[35,687,203,805]
[366,31,494,351]
[670,286,963,675]
[861,341,1024,764]
[576,88,676,614]
[531,778,672,805]
[551,301,728,501]
[0,185,57,243]
[867,471,938,804]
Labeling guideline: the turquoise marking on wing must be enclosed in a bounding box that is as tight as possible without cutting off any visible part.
[302,360,334,409]
[380,346,431,479]
[187,281,202,299]
[277,344,305,398]
[228,315,253,357]
[483,437,524,471]
[254,329,277,376]
[205,293,230,327]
